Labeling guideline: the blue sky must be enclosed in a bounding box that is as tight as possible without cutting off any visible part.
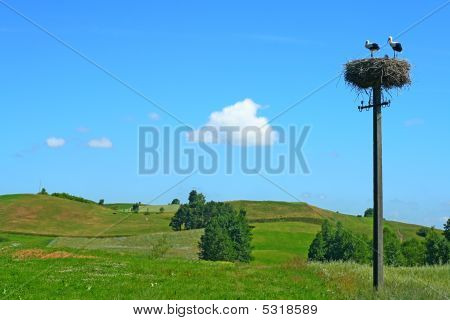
[1,0,449,227]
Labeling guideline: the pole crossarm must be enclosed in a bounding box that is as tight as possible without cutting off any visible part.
[358,100,391,112]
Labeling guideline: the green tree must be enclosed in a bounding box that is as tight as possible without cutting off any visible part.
[444,218,450,241]
[401,238,426,266]
[98,199,105,206]
[169,205,190,231]
[425,229,449,265]
[364,208,374,218]
[199,207,252,263]
[171,199,181,205]
[159,207,165,214]
[383,227,403,266]
[189,190,206,207]
[131,203,140,213]
[308,232,326,261]
[308,220,370,264]
[38,188,48,195]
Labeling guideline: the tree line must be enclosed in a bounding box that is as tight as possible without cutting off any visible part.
[308,219,450,266]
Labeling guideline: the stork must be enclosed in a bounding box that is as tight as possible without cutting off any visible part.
[365,40,380,58]
[388,36,403,58]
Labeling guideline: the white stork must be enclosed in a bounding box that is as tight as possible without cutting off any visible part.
[365,40,380,58]
[388,36,403,58]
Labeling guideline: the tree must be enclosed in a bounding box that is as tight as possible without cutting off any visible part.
[98,199,105,206]
[383,227,403,266]
[401,238,426,266]
[159,207,165,214]
[38,188,48,195]
[425,229,449,265]
[189,190,206,207]
[131,203,140,213]
[308,220,370,264]
[308,231,326,261]
[199,207,252,263]
[171,199,181,205]
[444,218,450,241]
[364,208,374,218]
[169,205,190,231]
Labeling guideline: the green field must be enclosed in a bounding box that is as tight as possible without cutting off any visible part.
[0,194,448,300]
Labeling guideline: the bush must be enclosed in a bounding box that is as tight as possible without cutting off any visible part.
[401,239,426,266]
[159,207,165,214]
[51,192,95,204]
[416,227,429,238]
[199,208,252,263]
[383,228,403,266]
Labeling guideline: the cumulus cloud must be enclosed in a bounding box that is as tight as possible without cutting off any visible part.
[190,98,276,146]
[88,138,113,149]
[148,112,160,121]
[46,137,66,148]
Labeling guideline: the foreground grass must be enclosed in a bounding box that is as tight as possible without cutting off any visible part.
[310,262,449,300]
[1,232,448,300]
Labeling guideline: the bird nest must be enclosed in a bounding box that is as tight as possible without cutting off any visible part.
[344,58,411,90]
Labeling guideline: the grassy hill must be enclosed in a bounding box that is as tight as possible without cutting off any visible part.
[0,194,173,237]
[0,195,428,240]
[1,193,447,300]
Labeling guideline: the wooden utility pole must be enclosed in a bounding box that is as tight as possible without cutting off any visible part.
[372,85,384,289]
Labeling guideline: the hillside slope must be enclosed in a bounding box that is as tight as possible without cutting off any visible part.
[0,195,428,240]
[0,194,173,237]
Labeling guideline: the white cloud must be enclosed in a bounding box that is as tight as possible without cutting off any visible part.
[46,137,66,148]
[148,112,160,121]
[190,98,276,146]
[88,138,113,149]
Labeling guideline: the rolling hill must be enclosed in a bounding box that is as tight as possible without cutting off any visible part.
[0,194,173,237]
[0,194,428,240]
[0,193,447,300]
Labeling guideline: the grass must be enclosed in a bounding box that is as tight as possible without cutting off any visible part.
[0,194,448,300]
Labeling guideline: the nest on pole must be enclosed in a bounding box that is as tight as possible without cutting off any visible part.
[344,58,411,91]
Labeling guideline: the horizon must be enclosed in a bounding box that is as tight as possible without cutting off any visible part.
[1,1,449,228]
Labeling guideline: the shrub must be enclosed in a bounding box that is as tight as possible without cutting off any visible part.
[159,207,165,214]
[148,235,170,259]
[383,228,403,266]
[51,192,95,204]
[401,239,426,266]
[416,227,429,238]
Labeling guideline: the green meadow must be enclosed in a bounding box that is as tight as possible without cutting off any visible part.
[0,194,448,300]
